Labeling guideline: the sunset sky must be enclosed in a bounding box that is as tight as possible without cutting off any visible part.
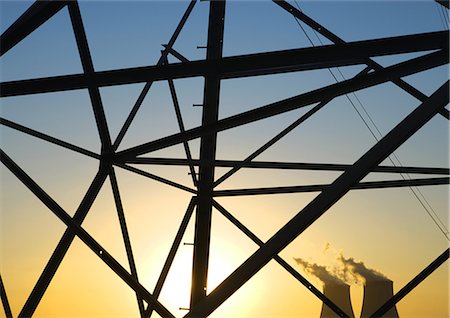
[1,1,449,317]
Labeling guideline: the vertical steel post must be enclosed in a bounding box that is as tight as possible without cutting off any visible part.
[190,0,226,308]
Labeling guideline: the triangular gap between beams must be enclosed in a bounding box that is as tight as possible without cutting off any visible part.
[1,4,82,81]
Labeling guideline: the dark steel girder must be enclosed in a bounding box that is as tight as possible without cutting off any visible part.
[115,49,448,160]
[167,75,198,187]
[145,197,197,317]
[0,149,175,318]
[370,248,449,318]
[191,0,226,307]
[214,100,328,187]
[211,200,350,318]
[212,177,450,197]
[17,166,109,318]
[112,0,197,151]
[0,31,447,97]
[109,168,145,318]
[184,82,449,317]
[0,0,68,56]
[274,0,450,120]
[435,0,450,9]
[126,157,450,176]
[68,2,112,151]
[0,117,100,160]
[114,163,197,194]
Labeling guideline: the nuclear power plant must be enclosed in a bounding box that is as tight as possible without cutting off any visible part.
[320,283,355,318]
[297,255,401,318]
[319,279,399,318]
[360,280,399,318]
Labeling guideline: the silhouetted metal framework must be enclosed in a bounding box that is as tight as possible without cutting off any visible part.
[0,0,449,317]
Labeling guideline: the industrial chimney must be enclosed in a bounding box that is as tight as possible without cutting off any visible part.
[360,279,399,318]
[320,283,355,318]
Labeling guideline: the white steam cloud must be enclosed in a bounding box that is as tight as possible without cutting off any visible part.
[333,252,389,285]
[296,242,390,286]
[294,257,347,286]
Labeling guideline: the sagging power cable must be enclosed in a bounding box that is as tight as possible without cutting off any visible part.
[292,0,449,241]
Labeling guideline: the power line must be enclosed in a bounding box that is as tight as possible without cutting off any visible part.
[435,2,449,30]
[292,0,449,241]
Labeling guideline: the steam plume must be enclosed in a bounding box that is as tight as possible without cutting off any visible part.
[294,258,346,286]
[334,253,389,285]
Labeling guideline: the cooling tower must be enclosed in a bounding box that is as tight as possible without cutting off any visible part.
[360,280,399,318]
[320,283,355,318]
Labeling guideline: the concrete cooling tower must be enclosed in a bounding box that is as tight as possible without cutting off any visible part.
[320,283,355,318]
[360,280,399,318]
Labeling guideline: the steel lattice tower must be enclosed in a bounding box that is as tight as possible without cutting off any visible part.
[1,1,449,317]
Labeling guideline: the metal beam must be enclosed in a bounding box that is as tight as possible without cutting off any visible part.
[370,248,450,318]
[0,274,13,318]
[112,0,197,150]
[114,163,197,194]
[110,168,145,318]
[115,49,448,159]
[191,0,226,307]
[127,158,450,176]
[0,0,68,56]
[167,74,198,187]
[0,149,175,318]
[1,31,447,97]
[163,45,190,63]
[68,2,112,151]
[184,81,449,317]
[212,177,450,197]
[145,197,197,317]
[0,117,100,160]
[211,200,350,318]
[17,166,109,318]
[214,100,328,187]
[435,0,450,9]
[274,0,450,120]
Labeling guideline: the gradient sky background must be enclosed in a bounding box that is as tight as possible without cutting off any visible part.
[0,0,449,317]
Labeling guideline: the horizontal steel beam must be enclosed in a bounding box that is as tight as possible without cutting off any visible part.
[116,49,448,159]
[126,157,450,175]
[1,31,447,97]
[114,163,197,194]
[212,177,450,197]
[0,0,68,56]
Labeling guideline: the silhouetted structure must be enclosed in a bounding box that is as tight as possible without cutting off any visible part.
[320,283,355,318]
[361,280,399,318]
[0,0,449,317]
